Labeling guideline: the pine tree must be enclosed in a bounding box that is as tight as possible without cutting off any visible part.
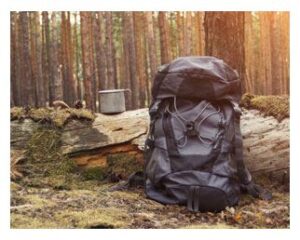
[204,12,246,92]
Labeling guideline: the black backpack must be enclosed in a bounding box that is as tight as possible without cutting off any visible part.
[144,56,271,212]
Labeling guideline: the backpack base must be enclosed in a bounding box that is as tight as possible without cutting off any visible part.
[146,170,240,212]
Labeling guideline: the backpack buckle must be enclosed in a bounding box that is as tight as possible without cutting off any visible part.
[185,121,198,137]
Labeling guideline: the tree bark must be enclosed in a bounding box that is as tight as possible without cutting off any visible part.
[80,12,94,111]
[61,12,76,106]
[73,12,82,100]
[126,12,139,109]
[184,12,193,56]
[258,12,273,95]
[279,12,289,94]
[134,12,146,107]
[270,13,282,95]
[145,12,158,100]
[42,11,52,105]
[121,12,132,110]
[244,12,255,93]
[34,12,45,106]
[169,12,178,59]
[19,12,35,106]
[105,12,115,90]
[11,12,20,106]
[158,12,171,64]
[193,12,204,55]
[94,12,107,91]
[204,12,246,92]
[176,12,184,56]
[50,12,63,102]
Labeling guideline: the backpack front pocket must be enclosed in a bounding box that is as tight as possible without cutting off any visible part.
[164,98,224,172]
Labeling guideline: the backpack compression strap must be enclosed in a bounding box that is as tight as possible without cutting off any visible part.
[232,106,272,201]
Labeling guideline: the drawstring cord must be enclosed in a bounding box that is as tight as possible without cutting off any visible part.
[166,97,221,148]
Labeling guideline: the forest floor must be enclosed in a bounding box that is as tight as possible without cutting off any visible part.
[11,174,289,229]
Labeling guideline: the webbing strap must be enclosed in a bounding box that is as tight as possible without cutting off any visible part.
[232,107,272,200]
[187,186,200,212]
[233,115,252,185]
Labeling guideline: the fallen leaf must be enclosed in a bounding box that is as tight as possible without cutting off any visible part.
[234,212,242,223]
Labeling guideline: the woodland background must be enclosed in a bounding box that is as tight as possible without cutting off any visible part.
[10,11,289,111]
[10,11,290,228]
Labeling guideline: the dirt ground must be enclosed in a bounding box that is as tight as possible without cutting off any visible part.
[11,174,289,229]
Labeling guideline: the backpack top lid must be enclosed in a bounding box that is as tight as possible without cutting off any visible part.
[152,56,242,104]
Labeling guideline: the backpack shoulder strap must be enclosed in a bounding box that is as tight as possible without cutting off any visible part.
[232,108,252,185]
[232,104,272,201]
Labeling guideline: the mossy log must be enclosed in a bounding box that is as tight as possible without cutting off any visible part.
[11,101,289,179]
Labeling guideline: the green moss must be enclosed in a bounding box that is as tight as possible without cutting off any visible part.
[240,94,289,121]
[110,190,141,201]
[21,174,102,191]
[53,208,129,228]
[69,108,95,121]
[11,214,59,228]
[11,107,26,121]
[107,153,142,179]
[12,206,129,228]
[49,108,96,128]
[81,167,107,181]
[51,109,72,128]
[240,93,255,109]
[11,107,95,128]
[23,194,56,209]
[23,127,77,189]
[11,182,23,191]
[11,207,129,229]
[28,108,53,123]
[51,156,78,176]
[26,128,61,164]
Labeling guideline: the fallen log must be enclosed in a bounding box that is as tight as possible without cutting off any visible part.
[11,105,289,180]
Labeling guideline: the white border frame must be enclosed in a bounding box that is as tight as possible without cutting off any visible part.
[1,1,299,240]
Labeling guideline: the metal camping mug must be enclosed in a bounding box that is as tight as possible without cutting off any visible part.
[98,89,130,114]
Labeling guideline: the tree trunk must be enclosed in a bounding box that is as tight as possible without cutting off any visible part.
[193,12,204,55]
[145,12,158,97]
[121,12,132,110]
[28,14,37,106]
[42,11,52,105]
[34,12,44,106]
[11,12,20,106]
[258,12,273,95]
[19,12,35,106]
[80,12,94,111]
[61,12,76,106]
[73,12,82,100]
[50,12,63,102]
[176,12,184,56]
[244,12,254,93]
[279,12,289,94]
[184,12,193,56]
[94,12,107,92]
[269,13,281,95]
[105,12,115,89]
[158,12,171,64]
[125,12,139,109]
[204,12,246,92]
[133,12,146,107]
[169,12,178,59]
